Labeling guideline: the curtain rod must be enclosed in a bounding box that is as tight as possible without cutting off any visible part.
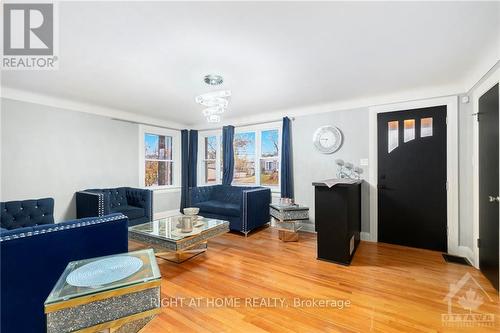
[197,117,294,132]
[111,116,295,132]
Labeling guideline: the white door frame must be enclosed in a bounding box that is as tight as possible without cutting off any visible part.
[472,67,500,271]
[368,96,459,255]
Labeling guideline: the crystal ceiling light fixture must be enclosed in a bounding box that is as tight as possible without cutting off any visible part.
[195,74,230,123]
[202,106,225,117]
[206,115,221,123]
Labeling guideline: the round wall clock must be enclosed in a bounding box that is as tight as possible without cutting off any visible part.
[313,126,343,154]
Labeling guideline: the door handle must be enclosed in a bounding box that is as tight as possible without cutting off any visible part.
[377,184,387,190]
[488,196,500,203]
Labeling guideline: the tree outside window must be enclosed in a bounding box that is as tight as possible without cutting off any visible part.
[145,133,173,186]
[233,132,256,184]
[260,129,279,186]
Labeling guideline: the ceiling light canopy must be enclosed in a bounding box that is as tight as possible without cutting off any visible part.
[204,74,224,86]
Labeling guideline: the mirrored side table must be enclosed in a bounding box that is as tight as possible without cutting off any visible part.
[44,249,161,333]
[270,203,309,242]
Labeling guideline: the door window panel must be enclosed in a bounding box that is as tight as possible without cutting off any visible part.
[388,121,399,153]
[403,119,415,143]
[421,117,433,137]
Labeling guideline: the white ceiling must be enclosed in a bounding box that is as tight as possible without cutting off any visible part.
[2,1,499,126]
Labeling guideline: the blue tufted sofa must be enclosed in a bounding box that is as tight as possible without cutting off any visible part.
[1,197,55,231]
[189,185,271,235]
[76,187,153,226]
[0,212,129,333]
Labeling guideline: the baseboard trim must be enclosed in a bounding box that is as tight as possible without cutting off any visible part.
[154,209,180,220]
[360,232,372,242]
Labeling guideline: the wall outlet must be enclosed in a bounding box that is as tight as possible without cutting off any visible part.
[360,158,369,166]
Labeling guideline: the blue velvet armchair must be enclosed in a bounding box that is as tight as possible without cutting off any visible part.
[1,197,55,230]
[0,197,129,333]
[76,187,153,226]
[189,185,271,235]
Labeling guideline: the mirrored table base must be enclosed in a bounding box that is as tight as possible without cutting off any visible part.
[154,241,208,263]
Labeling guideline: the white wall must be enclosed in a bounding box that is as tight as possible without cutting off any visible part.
[291,108,370,233]
[1,98,180,222]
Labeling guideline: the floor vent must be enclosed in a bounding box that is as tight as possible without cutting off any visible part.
[442,254,471,266]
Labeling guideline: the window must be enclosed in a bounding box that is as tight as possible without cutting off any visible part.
[140,126,180,189]
[403,119,415,143]
[260,129,279,186]
[145,134,173,186]
[199,125,281,189]
[388,121,399,153]
[203,136,217,184]
[421,117,433,137]
[234,132,256,184]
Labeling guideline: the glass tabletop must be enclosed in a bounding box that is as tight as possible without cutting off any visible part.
[128,216,229,241]
[270,203,309,211]
[45,249,160,305]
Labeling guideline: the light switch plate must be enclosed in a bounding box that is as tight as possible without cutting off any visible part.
[360,158,369,166]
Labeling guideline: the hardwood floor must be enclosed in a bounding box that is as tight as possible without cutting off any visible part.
[129,228,500,332]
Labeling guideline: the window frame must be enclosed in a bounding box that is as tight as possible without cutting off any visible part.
[198,123,282,191]
[139,125,181,191]
[197,130,222,185]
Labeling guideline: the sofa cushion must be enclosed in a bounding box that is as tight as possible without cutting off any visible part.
[1,198,54,230]
[111,205,145,220]
[195,200,240,217]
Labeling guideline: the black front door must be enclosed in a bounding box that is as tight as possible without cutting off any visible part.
[479,83,499,290]
[378,106,447,251]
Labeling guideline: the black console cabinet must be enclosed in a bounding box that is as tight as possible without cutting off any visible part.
[313,180,362,265]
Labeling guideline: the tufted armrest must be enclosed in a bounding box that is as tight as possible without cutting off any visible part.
[125,188,153,221]
[241,187,271,233]
[76,191,109,218]
[0,198,54,230]
[189,186,215,206]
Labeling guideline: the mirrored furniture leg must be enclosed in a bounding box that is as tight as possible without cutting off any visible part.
[270,203,309,242]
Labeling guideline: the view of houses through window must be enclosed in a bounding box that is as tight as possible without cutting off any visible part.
[144,133,173,186]
[201,127,280,187]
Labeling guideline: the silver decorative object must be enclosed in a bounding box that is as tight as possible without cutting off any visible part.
[336,159,363,180]
[313,126,343,154]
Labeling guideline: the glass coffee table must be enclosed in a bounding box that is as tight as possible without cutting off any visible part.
[44,249,161,333]
[128,216,230,263]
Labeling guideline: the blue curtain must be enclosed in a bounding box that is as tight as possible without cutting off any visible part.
[281,117,294,198]
[180,129,189,211]
[188,130,198,188]
[222,125,235,185]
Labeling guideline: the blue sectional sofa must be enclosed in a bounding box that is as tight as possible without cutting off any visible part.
[189,185,271,235]
[76,187,153,226]
[0,198,129,333]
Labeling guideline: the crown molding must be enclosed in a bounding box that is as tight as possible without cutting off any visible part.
[0,87,188,130]
[192,81,464,130]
